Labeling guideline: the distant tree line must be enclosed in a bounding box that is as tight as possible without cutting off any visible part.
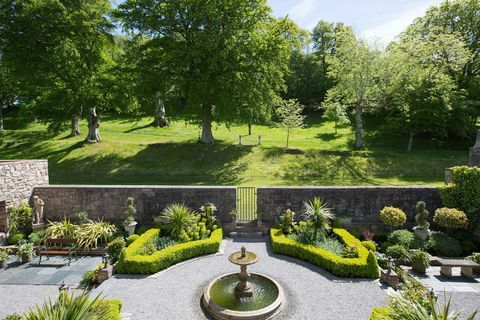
[0,0,479,150]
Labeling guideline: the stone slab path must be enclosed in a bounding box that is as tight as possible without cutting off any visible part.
[94,238,387,320]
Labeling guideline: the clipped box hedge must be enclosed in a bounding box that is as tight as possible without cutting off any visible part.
[117,228,223,274]
[270,228,379,278]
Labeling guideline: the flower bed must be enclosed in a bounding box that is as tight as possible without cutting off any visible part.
[117,228,223,274]
[270,228,379,278]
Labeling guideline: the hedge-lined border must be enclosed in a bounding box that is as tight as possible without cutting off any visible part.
[117,228,223,274]
[270,228,379,278]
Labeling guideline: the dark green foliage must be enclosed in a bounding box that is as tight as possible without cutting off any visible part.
[156,237,178,251]
[106,237,126,263]
[135,227,149,236]
[375,252,388,269]
[386,245,411,264]
[127,234,140,246]
[4,314,22,320]
[117,229,223,274]
[28,231,45,245]
[8,233,25,245]
[461,240,478,255]
[440,166,480,227]
[427,231,462,257]
[373,232,388,243]
[6,202,32,235]
[381,242,393,252]
[387,230,415,248]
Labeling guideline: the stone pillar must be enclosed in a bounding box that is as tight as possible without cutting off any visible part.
[469,130,480,167]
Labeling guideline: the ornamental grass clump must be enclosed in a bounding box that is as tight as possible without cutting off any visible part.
[433,208,468,234]
[380,206,406,230]
[46,219,79,239]
[77,220,117,249]
[159,203,195,240]
[302,197,334,242]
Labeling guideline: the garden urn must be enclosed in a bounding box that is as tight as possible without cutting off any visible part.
[411,259,426,274]
[124,221,138,236]
[22,254,33,264]
[413,226,429,241]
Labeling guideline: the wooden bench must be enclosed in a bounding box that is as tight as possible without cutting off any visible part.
[437,259,480,278]
[38,239,78,266]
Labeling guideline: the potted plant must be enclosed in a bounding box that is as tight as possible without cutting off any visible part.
[123,197,138,236]
[410,250,430,274]
[17,241,34,264]
[0,249,10,268]
[413,201,430,241]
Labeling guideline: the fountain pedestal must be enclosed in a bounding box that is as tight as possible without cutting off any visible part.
[229,246,258,298]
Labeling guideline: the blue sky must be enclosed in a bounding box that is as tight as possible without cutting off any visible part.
[268,0,444,44]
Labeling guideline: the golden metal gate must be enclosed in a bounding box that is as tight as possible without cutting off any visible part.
[236,187,257,221]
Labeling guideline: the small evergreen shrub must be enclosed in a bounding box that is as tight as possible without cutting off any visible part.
[386,245,410,264]
[381,242,393,252]
[8,232,25,245]
[107,237,126,262]
[362,241,376,251]
[7,201,33,235]
[433,208,468,232]
[28,231,46,245]
[387,230,415,248]
[127,234,140,246]
[427,231,462,257]
[380,207,406,229]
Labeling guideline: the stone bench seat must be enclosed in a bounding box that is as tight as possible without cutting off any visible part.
[437,259,480,278]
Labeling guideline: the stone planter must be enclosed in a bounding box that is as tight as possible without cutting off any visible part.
[123,221,138,237]
[0,260,7,268]
[411,260,427,274]
[21,254,32,264]
[474,266,480,274]
[413,227,429,241]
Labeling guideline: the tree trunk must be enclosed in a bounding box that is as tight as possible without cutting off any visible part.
[85,107,101,142]
[407,131,415,152]
[199,113,216,144]
[354,102,363,150]
[0,102,4,134]
[151,98,169,128]
[248,121,252,136]
[70,116,81,137]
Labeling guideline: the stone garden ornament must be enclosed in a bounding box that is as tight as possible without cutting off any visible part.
[32,196,44,225]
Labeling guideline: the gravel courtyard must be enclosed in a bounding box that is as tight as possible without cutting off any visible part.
[94,238,387,320]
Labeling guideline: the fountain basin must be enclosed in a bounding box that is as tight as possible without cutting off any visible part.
[202,272,284,320]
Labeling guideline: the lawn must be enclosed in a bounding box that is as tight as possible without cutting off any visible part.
[0,111,469,186]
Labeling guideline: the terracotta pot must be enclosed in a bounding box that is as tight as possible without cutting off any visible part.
[21,254,32,264]
[411,259,427,273]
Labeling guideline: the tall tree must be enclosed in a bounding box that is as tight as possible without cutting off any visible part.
[277,99,306,149]
[0,0,114,141]
[326,29,379,149]
[0,58,17,134]
[116,0,296,144]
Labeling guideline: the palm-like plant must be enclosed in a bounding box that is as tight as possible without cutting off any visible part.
[24,291,109,320]
[159,204,195,240]
[45,218,79,239]
[384,292,478,320]
[302,198,335,242]
[77,220,117,249]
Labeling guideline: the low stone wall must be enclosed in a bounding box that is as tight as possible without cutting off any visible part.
[33,185,237,226]
[0,160,49,205]
[257,186,441,231]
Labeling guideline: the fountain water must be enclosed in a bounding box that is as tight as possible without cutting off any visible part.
[202,246,285,320]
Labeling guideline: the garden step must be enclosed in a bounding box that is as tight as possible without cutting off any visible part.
[234,226,261,233]
[229,231,264,238]
[236,221,258,228]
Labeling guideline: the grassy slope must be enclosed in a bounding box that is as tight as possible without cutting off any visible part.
[0,111,469,186]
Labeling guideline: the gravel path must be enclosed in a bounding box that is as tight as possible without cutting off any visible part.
[94,238,387,320]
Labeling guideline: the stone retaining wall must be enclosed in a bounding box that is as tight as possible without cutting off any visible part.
[257,186,442,231]
[33,185,237,226]
[0,160,49,205]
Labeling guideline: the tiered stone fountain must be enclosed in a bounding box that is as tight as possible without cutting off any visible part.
[202,246,284,320]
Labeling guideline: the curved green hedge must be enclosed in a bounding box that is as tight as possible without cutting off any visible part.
[270,228,379,278]
[117,228,223,274]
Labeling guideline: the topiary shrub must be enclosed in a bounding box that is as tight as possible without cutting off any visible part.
[427,231,462,257]
[107,237,126,263]
[8,232,25,245]
[271,228,379,278]
[387,230,414,248]
[385,244,410,264]
[380,242,393,252]
[461,240,477,255]
[127,234,140,246]
[433,208,468,233]
[439,166,480,227]
[362,241,376,252]
[380,207,406,230]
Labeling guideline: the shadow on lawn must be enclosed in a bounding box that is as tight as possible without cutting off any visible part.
[49,142,254,186]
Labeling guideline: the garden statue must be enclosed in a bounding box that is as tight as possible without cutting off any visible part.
[469,129,480,166]
[241,246,246,258]
[152,92,169,127]
[32,196,44,225]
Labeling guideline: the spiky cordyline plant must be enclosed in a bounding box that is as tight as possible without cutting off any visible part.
[77,220,117,249]
[159,203,195,240]
[302,198,335,242]
[24,291,109,320]
[46,218,79,239]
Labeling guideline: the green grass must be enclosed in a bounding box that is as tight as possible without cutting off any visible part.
[0,110,469,186]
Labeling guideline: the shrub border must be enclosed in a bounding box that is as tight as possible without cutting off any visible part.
[117,228,223,274]
[270,228,379,278]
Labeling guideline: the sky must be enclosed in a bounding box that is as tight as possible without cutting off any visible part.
[268,0,444,44]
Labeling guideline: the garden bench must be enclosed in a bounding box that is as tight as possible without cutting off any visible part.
[437,258,480,278]
[38,239,79,266]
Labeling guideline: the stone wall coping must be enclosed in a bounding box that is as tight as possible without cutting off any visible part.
[0,197,5,202]
[0,159,48,163]
[256,186,438,190]
[36,184,237,189]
